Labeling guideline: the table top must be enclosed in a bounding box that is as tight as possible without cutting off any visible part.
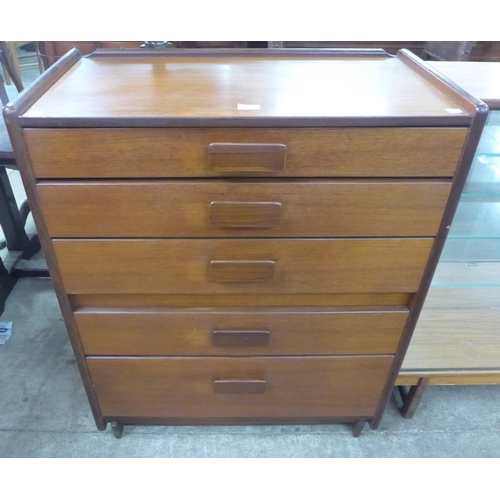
[21,51,471,124]
[430,61,500,109]
[401,287,500,372]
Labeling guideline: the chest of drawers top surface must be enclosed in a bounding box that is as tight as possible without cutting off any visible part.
[19,49,473,125]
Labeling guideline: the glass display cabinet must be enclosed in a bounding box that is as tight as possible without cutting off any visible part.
[398,103,500,417]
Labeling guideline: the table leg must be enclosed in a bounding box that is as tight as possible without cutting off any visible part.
[0,256,18,315]
[397,377,430,419]
[0,167,29,251]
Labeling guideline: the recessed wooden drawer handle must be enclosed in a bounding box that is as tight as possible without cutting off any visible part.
[214,379,266,394]
[208,143,287,173]
[212,330,271,347]
[209,202,282,228]
[210,260,275,283]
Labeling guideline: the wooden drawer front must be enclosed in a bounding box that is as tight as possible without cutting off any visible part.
[38,180,451,238]
[75,308,408,356]
[87,356,393,418]
[54,238,433,295]
[25,128,466,178]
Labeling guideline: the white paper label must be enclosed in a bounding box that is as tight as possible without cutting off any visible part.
[237,103,261,110]
[446,108,464,114]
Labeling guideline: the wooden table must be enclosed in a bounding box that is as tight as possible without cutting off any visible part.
[396,61,500,417]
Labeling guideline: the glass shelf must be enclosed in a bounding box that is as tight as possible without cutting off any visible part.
[474,111,500,157]
[430,110,500,288]
[461,154,500,198]
[448,196,500,239]
[431,261,500,287]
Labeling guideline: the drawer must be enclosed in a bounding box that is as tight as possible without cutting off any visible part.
[75,307,408,356]
[38,180,451,238]
[25,127,467,178]
[87,356,394,418]
[54,238,433,295]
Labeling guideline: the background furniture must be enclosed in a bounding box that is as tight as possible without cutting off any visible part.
[0,113,23,313]
[0,41,39,251]
[396,62,500,418]
[39,41,424,66]
[0,72,8,105]
[6,47,484,438]
[0,43,23,93]
[0,42,48,313]
[270,42,500,61]
[38,41,144,67]
[38,42,267,67]
[0,53,29,252]
[423,41,476,62]
[1,42,43,86]
[38,42,500,69]
[270,41,426,56]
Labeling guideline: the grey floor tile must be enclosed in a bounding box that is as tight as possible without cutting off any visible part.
[2,426,499,458]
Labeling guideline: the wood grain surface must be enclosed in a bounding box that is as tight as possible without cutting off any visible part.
[209,201,282,229]
[402,304,500,371]
[209,260,276,283]
[25,128,467,178]
[418,286,500,310]
[75,307,408,356]
[53,238,434,295]
[397,373,500,385]
[208,143,287,173]
[37,180,452,238]
[87,356,393,418]
[70,293,413,308]
[21,56,469,120]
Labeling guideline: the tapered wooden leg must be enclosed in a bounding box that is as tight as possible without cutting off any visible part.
[110,420,124,439]
[351,419,365,437]
[397,377,430,419]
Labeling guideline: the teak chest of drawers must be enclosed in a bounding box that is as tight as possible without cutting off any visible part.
[4,48,487,437]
